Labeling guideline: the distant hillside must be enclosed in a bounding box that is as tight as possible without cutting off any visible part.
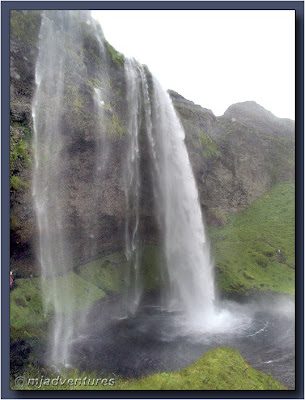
[169,90,295,225]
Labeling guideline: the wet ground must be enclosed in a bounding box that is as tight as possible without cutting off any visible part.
[68,292,295,388]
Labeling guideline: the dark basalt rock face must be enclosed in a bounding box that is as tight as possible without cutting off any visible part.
[9,11,295,275]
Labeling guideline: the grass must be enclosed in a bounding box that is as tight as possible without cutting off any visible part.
[10,274,106,340]
[76,252,127,293]
[11,246,163,340]
[77,245,164,293]
[11,347,286,390]
[42,273,106,314]
[10,278,45,339]
[209,182,295,295]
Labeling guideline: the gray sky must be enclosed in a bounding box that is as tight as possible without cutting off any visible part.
[92,10,295,119]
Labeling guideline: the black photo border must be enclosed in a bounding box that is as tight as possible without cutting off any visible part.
[2,1,304,399]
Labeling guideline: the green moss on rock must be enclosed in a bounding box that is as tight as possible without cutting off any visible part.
[10,10,41,48]
[198,129,220,158]
[10,175,30,192]
[105,41,125,67]
[109,112,126,137]
[10,122,33,193]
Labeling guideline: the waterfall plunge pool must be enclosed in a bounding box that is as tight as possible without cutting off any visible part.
[47,291,295,389]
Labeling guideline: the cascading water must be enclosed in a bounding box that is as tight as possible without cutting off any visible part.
[32,11,77,365]
[123,59,143,315]
[150,77,215,318]
[33,10,216,367]
[32,10,113,365]
[124,61,215,320]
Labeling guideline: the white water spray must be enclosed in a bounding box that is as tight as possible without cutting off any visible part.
[124,61,215,319]
[32,11,111,365]
[32,11,76,365]
[33,11,218,367]
[124,59,143,314]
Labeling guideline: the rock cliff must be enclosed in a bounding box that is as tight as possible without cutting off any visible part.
[9,11,295,274]
[169,91,294,225]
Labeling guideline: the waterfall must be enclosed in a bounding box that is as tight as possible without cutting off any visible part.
[32,10,112,366]
[124,61,215,319]
[32,11,75,365]
[123,59,143,315]
[151,77,215,318]
[32,11,215,367]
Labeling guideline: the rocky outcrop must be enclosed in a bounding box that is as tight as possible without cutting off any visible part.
[224,101,294,139]
[10,11,41,270]
[169,91,295,225]
[10,11,129,272]
[9,11,295,274]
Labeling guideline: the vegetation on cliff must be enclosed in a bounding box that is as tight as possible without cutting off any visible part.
[10,10,41,48]
[104,41,125,67]
[10,122,32,193]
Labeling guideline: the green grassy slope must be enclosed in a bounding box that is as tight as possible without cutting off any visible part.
[11,246,163,340]
[10,278,45,339]
[11,347,286,390]
[209,182,295,295]
[77,245,164,292]
[10,274,106,339]
[76,253,126,292]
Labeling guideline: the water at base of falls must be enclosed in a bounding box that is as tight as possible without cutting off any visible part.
[43,292,293,389]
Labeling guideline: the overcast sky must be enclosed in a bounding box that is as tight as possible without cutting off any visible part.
[92,10,295,120]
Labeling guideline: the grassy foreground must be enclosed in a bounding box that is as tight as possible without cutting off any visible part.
[209,182,295,295]
[11,347,286,391]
